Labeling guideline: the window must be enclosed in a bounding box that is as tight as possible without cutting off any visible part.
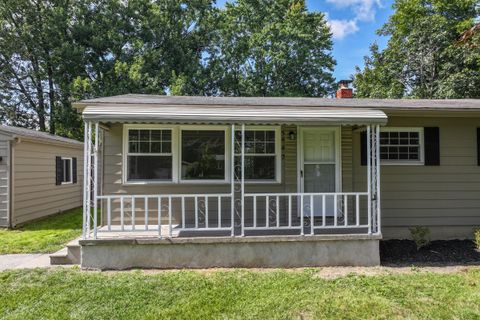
[123,125,280,184]
[56,156,77,185]
[61,158,72,184]
[181,130,226,180]
[234,129,279,181]
[380,128,423,163]
[127,129,172,181]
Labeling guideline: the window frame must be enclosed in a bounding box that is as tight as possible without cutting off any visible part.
[61,157,73,185]
[234,126,282,184]
[123,125,178,184]
[122,124,282,185]
[379,127,424,165]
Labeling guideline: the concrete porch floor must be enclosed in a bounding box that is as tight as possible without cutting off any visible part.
[91,224,371,239]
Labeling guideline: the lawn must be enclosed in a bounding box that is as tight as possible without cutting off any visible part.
[0,268,479,319]
[0,207,82,254]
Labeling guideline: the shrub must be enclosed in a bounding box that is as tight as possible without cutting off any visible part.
[409,226,430,250]
[474,228,480,250]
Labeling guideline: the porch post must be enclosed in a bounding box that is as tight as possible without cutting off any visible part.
[367,125,372,234]
[375,124,381,235]
[230,124,235,237]
[93,123,99,239]
[85,121,93,238]
[240,123,245,237]
[82,121,89,239]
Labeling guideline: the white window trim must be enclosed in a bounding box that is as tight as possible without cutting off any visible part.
[61,157,73,185]
[123,125,178,185]
[235,125,282,184]
[380,127,424,165]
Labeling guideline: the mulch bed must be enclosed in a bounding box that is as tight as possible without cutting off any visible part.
[380,240,480,266]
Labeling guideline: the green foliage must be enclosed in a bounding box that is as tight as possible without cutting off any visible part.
[0,207,82,254]
[474,228,480,250]
[354,0,480,99]
[0,0,335,138]
[206,0,336,96]
[1,268,480,319]
[409,226,431,250]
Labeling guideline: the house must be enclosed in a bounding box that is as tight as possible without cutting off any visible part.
[74,91,480,269]
[0,126,83,228]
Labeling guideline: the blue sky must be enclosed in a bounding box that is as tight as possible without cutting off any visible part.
[215,0,394,81]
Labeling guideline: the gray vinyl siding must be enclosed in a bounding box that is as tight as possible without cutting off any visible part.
[11,140,83,226]
[353,116,480,239]
[0,135,10,227]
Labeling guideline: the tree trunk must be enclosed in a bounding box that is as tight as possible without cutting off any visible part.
[47,63,55,134]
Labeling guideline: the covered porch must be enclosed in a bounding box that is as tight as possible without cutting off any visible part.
[80,102,386,241]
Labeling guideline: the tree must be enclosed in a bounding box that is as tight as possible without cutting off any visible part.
[354,0,480,99]
[205,0,336,97]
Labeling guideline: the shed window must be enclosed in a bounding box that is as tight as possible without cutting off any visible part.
[61,158,72,183]
[380,128,423,163]
[127,129,172,181]
[56,156,77,185]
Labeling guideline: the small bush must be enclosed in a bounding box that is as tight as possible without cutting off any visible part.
[410,226,430,250]
[474,228,480,250]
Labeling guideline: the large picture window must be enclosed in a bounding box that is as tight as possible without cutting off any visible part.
[380,128,423,163]
[235,129,279,181]
[181,130,226,180]
[123,125,280,184]
[127,129,172,181]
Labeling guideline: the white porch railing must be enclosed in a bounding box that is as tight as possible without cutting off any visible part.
[86,191,374,239]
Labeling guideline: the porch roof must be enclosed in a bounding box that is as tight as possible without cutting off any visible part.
[79,104,388,125]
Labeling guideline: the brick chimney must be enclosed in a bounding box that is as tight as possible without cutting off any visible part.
[336,80,353,98]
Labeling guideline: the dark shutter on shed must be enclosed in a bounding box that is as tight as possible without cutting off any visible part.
[360,131,367,166]
[72,157,77,184]
[424,127,440,166]
[477,128,480,166]
[55,156,63,185]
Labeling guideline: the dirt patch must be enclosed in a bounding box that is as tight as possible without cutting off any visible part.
[380,239,480,266]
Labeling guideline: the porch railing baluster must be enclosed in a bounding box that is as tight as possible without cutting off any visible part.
[344,194,348,227]
[145,196,149,231]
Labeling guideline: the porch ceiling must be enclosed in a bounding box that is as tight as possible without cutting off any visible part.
[81,105,388,125]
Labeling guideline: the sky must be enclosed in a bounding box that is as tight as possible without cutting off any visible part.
[215,0,395,81]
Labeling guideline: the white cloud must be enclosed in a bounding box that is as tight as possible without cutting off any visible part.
[327,19,359,40]
[326,0,382,22]
[325,0,382,39]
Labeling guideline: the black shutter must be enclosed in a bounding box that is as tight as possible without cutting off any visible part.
[424,127,440,166]
[72,157,77,184]
[55,156,63,185]
[477,128,480,166]
[360,131,367,166]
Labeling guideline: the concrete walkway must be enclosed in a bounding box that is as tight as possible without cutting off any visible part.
[0,254,52,271]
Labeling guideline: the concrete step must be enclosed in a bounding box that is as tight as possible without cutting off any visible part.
[50,239,81,265]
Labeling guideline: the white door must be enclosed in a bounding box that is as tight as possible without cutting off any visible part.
[299,127,340,217]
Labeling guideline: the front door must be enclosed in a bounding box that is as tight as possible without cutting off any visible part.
[299,127,340,217]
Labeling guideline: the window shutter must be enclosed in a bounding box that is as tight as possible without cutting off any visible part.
[477,128,480,166]
[72,157,77,184]
[424,127,440,166]
[55,156,63,185]
[360,131,367,166]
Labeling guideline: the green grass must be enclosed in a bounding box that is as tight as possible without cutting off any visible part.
[1,268,480,319]
[0,207,82,254]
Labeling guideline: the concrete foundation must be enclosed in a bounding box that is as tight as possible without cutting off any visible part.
[80,234,381,270]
